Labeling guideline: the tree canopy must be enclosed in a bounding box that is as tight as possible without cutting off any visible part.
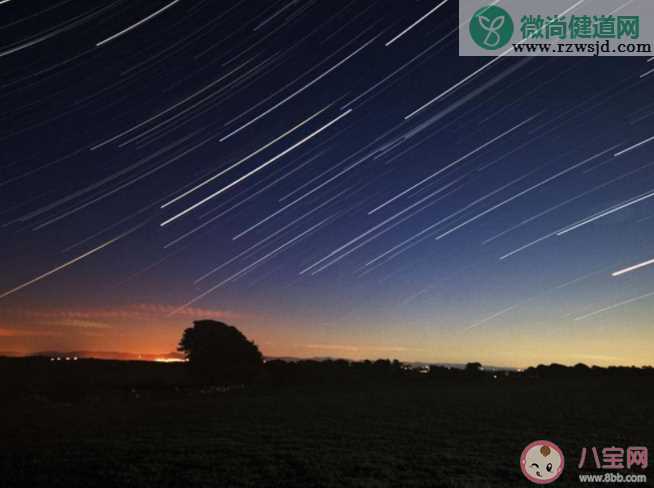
[178,320,263,385]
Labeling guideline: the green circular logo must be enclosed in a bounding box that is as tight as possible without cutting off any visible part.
[469,5,514,50]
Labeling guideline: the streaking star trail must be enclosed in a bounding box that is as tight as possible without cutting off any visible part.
[0,0,653,367]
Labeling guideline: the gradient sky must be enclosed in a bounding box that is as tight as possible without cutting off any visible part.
[1,1,653,367]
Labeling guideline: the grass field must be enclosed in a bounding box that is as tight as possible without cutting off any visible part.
[1,377,651,487]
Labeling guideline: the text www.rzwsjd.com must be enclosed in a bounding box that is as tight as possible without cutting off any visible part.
[513,39,652,55]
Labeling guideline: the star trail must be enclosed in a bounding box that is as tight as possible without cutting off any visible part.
[1,1,653,366]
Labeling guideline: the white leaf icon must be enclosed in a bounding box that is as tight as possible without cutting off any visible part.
[490,15,505,31]
[476,12,507,47]
[478,15,492,30]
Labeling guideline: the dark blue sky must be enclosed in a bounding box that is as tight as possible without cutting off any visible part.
[1,1,653,366]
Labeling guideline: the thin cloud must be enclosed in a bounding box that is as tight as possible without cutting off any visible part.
[0,328,62,337]
[46,319,113,330]
[300,343,418,353]
[7,303,245,323]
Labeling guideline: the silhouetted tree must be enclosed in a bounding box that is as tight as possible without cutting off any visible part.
[178,320,263,385]
[465,362,482,374]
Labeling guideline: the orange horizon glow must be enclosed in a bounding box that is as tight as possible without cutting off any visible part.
[2,302,653,369]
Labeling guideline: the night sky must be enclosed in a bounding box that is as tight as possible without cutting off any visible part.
[1,0,653,367]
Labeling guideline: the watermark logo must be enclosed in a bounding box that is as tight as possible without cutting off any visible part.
[577,445,648,483]
[460,0,654,57]
[578,445,648,470]
[469,5,514,50]
[520,440,565,484]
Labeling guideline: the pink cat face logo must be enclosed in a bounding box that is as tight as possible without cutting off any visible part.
[520,440,565,484]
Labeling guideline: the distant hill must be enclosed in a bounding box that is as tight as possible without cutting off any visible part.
[0,351,24,357]
[405,361,518,371]
[13,351,186,361]
[267,356,517,371]
[0,351,516,370]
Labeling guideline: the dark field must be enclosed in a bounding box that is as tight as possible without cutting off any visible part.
[1,364,652,488]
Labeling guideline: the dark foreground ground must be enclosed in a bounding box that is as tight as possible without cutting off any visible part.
[1,371,652,488]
